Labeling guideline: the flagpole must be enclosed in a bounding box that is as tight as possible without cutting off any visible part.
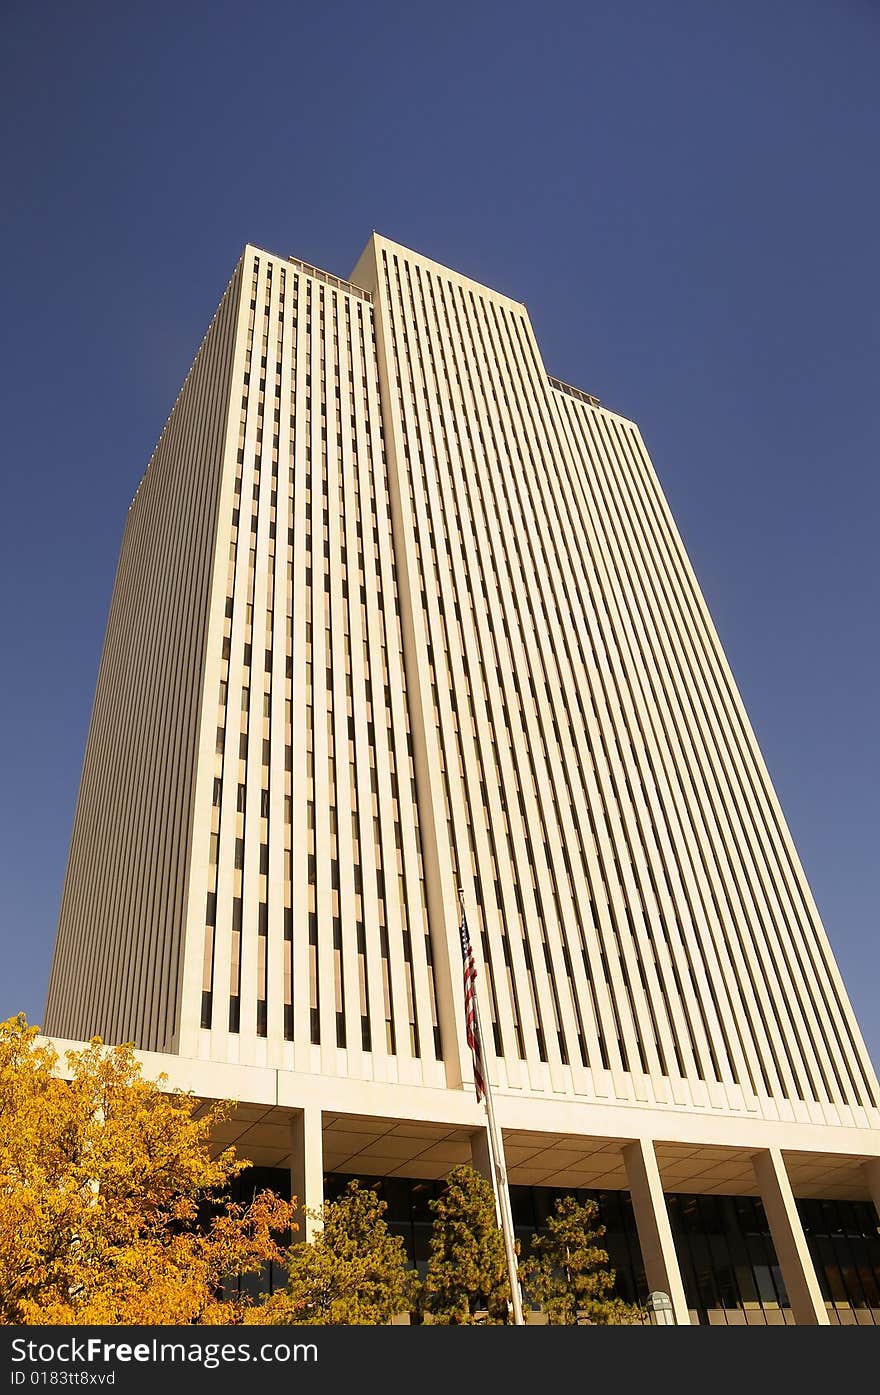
[459,890,525,1327]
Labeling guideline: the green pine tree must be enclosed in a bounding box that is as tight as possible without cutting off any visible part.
[251,1180,415,1325]
[520,1194,642,1324]
[421,1164,513,1324]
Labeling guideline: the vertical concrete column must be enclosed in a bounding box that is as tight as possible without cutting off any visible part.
[751,1148,828,1325]
[470,1126,507,1234]
[290,1105,324,1243]
[469,1127,493,1181]
[623,1138,690,1325]
[863,1159,880,1226]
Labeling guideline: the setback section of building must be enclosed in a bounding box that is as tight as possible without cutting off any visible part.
[44,1040,880,1325]
[323,1172,880,1325]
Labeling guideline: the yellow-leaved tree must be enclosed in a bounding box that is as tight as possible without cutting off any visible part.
[0,1015,295,1325]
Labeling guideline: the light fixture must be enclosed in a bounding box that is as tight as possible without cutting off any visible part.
[645,1290,675,1325]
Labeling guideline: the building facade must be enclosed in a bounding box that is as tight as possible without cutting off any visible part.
[45,236,880,1323]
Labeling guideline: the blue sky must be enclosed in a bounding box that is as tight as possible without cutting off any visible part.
[1,0,877,1066]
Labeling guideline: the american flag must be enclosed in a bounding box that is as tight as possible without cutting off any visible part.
[459,909,486,1102]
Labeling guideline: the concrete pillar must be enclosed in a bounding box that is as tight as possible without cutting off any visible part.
[469,1126,506,1234]
[863,1159,880,1226]
[623,1138,690,1325]
[290,1104,323,1243]
[469,1126,493,1181]
[751,1147,828,1325]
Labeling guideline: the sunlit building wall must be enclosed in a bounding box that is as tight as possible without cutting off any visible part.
[45,237,880,1324]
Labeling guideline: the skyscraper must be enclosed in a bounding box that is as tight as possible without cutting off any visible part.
[45,236,880,1324]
